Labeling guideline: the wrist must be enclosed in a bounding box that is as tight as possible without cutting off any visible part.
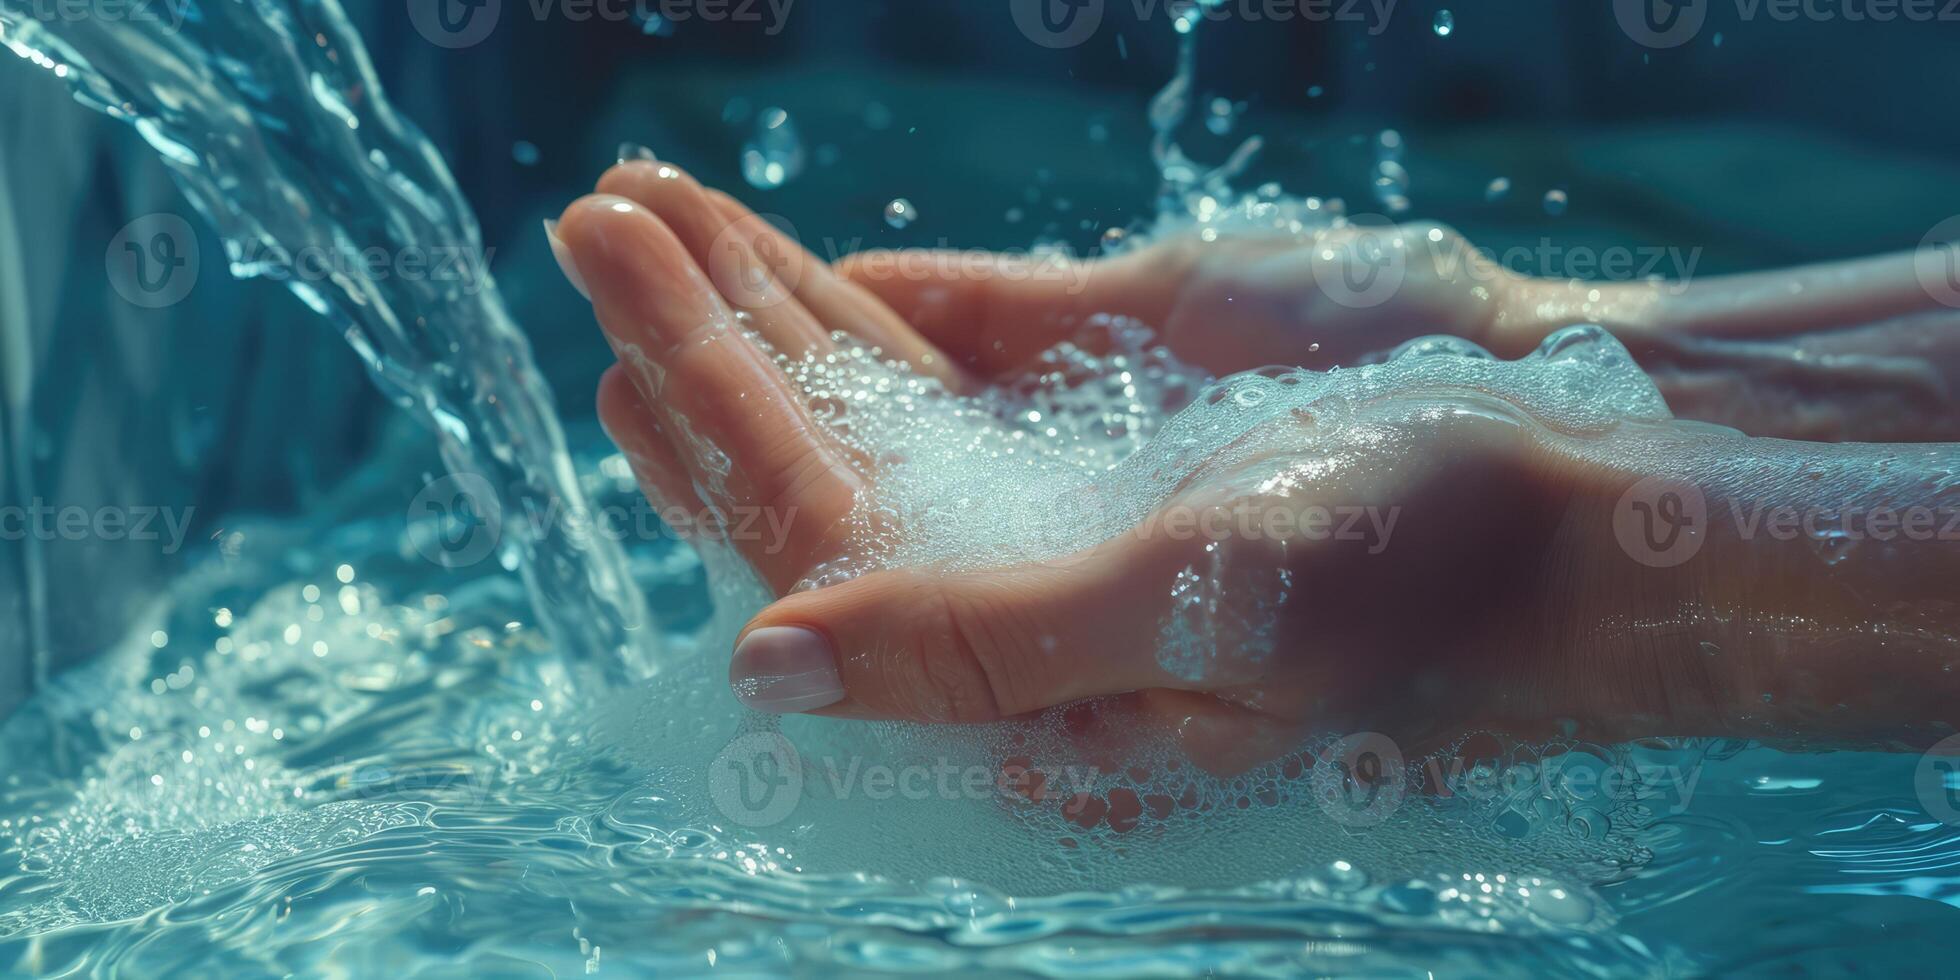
[1533,422,1960,743]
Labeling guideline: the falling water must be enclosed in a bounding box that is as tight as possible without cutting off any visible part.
[0,0,653,673]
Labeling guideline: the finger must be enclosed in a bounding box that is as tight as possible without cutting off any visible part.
[833,246,1188,375]
[557,194,860,590]
[726,535,1194,722]
[596,363,704,516]
[701,188,966,388]
[595,161,830,358]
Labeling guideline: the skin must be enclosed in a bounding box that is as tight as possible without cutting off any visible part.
[556,160,1960,775]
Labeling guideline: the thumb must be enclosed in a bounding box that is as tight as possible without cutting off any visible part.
[728,544,1185,723]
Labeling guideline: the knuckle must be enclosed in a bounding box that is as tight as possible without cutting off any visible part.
[891,581,1007,724]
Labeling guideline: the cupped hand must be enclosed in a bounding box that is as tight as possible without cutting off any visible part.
[556,162,1587,772]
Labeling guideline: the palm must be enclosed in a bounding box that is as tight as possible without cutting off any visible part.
[561,161,1562,780]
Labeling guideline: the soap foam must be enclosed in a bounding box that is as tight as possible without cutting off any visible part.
[592,270,1679,903]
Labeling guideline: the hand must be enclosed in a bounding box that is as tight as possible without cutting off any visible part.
[554,162,1602,775]
[829,220,1527,383]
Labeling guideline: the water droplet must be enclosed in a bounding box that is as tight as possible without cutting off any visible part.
[511,140,539,166]
[1485,176,1511,202]
[1523,884,1594,925]
[1320,859,1369,892]
[1374,128,1404,164]
[1373,159,1412,214]
[1809,528,1858,566]
[1379,880,1438,915]
[740,107,805,191]
[1543,188,1569,216]
[1432,9,1454,36]
[616,142,656,164]
[883,198,917,229]
[1205,97,1240,136]
[1307,84,1325,98]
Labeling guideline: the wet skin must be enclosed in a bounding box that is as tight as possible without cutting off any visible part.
[556,160,1960,775]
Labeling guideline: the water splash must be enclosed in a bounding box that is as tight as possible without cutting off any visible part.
[0,0,652,673]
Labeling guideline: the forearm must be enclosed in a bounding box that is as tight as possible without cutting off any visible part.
[1500,252,1960,442]
[1544,423,1960,746]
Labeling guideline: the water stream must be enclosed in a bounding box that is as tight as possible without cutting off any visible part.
[0,0,652,677]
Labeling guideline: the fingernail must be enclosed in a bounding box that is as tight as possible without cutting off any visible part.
[731,626,845,714]
[543,218,590,300]
[617,141,658,164]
